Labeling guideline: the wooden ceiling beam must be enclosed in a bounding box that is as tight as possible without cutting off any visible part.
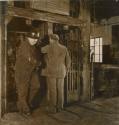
[6,6,85,27]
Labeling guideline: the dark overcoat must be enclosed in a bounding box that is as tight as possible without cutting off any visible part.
[15,37,40,108]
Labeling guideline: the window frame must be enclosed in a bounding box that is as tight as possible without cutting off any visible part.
[90,37,103,63]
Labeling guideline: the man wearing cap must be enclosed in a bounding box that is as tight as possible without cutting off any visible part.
[15,33,40,115]
[41,34,71,113]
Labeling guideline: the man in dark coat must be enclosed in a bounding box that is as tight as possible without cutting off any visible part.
[41,34,71,113]
[15,33,40,115]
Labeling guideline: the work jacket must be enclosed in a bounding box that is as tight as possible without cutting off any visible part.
[41,42,71,78]
[15,37,40,83]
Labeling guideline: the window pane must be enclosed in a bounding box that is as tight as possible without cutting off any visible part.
[100,45,103,54]
[100,38,102,45]
[95,46,100,54]
[90,39,94,46]
[95,38,100,45]
[90,46,94,52]
[100,54,103,62]
[90,37,103,63]
[95,54,100,62]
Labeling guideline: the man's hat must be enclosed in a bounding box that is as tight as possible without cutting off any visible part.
[26,32,39,39]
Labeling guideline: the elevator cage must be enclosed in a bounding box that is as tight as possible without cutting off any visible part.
[53,24,82,104]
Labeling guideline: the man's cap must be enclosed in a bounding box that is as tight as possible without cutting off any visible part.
[49,34,59,41]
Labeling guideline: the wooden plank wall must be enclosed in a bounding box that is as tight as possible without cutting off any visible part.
[30,0,69,15]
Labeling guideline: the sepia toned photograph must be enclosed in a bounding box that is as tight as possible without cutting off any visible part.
[0,0,119,125]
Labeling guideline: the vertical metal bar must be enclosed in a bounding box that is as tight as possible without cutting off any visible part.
[69,71,70,92]
[99,38,100,62]
[0,5,2,118]
[72,63,73,92]
[91,56,94,100]
[4,16,7,112]
[73,68,75,92]
[70,53,72,91]
[76,53,78,91]
[73,64,75,92]
[70,54,72,91]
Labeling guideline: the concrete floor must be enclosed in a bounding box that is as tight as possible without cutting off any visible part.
[1,97,119,125]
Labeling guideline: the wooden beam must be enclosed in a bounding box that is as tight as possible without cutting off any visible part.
[6,6,85,27]
[80,0,91,102]
[0,2,7,118]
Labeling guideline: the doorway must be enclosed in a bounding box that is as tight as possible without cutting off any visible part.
[53,24,82,104]
[7,17,48,112]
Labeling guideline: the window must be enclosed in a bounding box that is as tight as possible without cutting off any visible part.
[90,37,103,63]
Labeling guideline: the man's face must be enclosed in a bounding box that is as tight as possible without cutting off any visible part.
[28,37,38,46]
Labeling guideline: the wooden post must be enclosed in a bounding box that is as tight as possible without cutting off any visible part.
[47,22,53,34]
[80,0,91,102]
[0,1,7,118]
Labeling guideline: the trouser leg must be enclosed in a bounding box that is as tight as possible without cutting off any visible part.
[47,77,57,112]
[39,76,47,106]
[28,72,40,107]
[57,78,64,109]
[16,81,30,113]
